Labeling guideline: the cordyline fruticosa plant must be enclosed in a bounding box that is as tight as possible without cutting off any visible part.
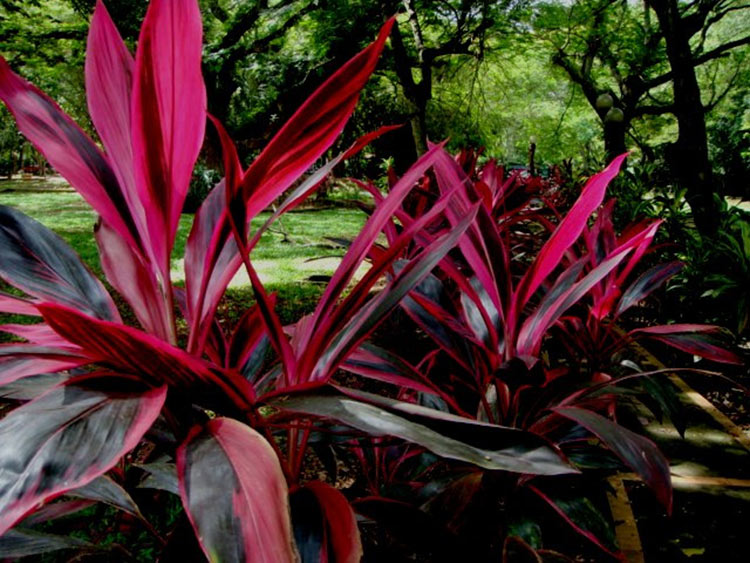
[334,150,741,559]
[0,1,579,560]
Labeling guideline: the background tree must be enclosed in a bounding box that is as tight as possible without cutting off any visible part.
[540,0,750,234]
[0,0,89,175]
[389,0,527,155]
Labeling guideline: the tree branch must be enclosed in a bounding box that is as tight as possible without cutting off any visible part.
[632,103,675,117]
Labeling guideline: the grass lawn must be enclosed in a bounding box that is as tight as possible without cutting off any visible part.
[0,179,369,326]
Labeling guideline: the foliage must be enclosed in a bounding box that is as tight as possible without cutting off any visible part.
[184,161,221,214]
[0,2,575,559]
[670,201,750,334]
[0,1,745,561]
[340,150,738,558]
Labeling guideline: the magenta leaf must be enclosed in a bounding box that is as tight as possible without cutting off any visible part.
[0,293,38,316]
[240,19,394,222]
[517,249,633,357]
[177,417,297,563]
[0,206,119,322]
[227,302,270,381]
[517,154,628,307]
[0,376,166,534]
[85,0,137,208]
[185,21,394,352]
[131,0,206,275]
[308,204,479,382]
[95,220,172,340]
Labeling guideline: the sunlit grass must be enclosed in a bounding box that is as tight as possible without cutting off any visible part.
[0,182,367,286]
[0,181,369,334]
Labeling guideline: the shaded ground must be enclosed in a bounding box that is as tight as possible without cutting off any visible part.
[617,343,750,562]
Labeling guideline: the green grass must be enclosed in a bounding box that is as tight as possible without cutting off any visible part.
[0,180,369,331]
[0,182,367,285]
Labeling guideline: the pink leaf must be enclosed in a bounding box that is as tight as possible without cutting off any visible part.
[241,19,394,222]
[178,418,297,563]
[86,0,138,213]
[0,376,166,534]
[300,481,363,563]
[95,220,172,341]
[131,0,206,273]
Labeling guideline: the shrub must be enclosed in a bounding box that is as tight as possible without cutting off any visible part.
[0,1,574,559]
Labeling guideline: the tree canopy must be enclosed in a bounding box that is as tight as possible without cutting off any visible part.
[1,0,749,228]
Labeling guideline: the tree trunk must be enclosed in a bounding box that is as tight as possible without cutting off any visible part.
[649,0,719,236]
[603,119,627,164]
[410,98,428,156]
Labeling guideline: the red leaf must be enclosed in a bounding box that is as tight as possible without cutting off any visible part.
[517,248,633,357]
[302,481,362,563]
[177,418,297,563]
[298,144,446,364]
[0,58,139,248]
[38,303,255,409]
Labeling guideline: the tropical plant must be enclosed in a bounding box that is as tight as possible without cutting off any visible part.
[556,198,741,373]
[334,149,740,558]
[0,1,579,559]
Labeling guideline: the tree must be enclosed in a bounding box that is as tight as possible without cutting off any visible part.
[542,0,750,234]
[646,0,750,234]
[389,0,526,154]
[0,0,90,175]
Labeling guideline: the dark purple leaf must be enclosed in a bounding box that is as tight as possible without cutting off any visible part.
[0,205,119,321]
[0,376,166,534]
[553,406,672,512]
[0,528,92,558]
[272,391,575,475]
[528,485,620,558]
[616,261,683,316]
